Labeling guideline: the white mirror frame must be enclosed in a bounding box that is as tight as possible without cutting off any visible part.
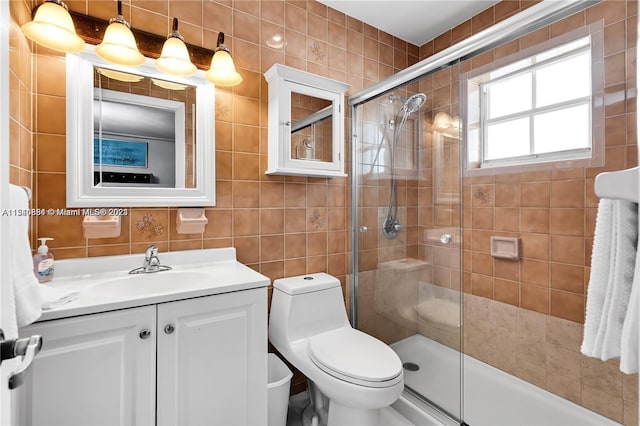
[66,45,215,207]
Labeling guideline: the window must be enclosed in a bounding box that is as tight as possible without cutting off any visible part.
[465,27,603,172]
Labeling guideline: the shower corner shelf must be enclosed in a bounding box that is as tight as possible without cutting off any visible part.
[264,64,349,178]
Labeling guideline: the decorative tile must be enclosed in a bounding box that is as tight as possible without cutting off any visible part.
[136,213,164,238]
[309,209,326,230]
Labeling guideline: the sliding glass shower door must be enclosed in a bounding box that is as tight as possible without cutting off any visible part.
[352,63,464,423]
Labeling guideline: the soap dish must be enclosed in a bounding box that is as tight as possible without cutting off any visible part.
[176,208,208,234]
[490,236,520,260]
[83,215,121,239]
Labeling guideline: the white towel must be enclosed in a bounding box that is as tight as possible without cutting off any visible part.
[582,199,638,363]
[620,247,639,374]
[6,185,42,339]
[39,286,79,311]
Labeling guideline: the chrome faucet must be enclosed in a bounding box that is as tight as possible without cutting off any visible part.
[129,245,172,274]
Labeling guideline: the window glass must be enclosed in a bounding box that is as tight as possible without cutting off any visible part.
[534,104,590,154]
[536,52,590,107]
[487,73,532,119]
[486,118,530,160]
[468,35,593,168]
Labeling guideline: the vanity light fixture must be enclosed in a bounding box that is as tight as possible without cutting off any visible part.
[95,0,145,66]
[21,0,85,53]
[156,18,197,76]
[205,32,243,87]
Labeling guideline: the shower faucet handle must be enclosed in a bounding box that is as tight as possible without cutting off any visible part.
[359,226,368,233]
[393,224,408,231]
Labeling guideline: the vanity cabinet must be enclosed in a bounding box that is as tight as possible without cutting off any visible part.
[17,288,267,426]
[264,64,350,177]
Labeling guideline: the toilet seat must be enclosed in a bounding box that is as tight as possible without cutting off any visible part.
[307,327,403,388]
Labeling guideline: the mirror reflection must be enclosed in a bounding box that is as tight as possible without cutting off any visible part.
[93,68,197,189]
[290,92,333,162]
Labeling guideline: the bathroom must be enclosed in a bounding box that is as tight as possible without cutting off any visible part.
[1,0,638,425]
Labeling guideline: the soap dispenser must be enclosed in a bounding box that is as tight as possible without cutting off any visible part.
[33,237,54,283]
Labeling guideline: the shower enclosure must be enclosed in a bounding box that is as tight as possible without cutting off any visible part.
[349,1,618,424]
[351,64,465,423]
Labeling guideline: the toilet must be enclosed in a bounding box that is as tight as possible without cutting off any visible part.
[269,273,404,425]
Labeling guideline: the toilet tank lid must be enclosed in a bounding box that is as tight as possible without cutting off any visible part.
[273,273,340,295]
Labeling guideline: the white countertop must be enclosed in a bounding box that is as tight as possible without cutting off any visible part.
[36,247,270,322]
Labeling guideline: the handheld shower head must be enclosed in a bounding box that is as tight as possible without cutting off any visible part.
[402,93,426,113]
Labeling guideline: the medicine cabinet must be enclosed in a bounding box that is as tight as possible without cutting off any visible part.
[264,64,349,177]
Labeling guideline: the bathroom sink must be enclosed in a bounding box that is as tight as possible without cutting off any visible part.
[89,270,212,298]
[39,247,270,321]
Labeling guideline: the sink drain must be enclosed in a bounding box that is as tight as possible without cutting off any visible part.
[403,362,420,372]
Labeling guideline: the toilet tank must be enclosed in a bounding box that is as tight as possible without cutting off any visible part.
[269,273,350,345]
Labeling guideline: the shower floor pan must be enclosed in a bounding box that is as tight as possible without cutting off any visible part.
[391,334,620,426]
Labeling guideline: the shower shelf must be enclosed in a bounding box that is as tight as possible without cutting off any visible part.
[594,166,639,203]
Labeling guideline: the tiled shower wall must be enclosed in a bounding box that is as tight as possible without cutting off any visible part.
[354,1,638,424]
[422,1,639,423]
[9,0,419,394]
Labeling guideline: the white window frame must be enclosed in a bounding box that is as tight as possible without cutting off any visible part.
[464,22,604,175]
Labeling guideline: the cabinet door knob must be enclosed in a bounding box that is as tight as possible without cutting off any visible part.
[139,329,151,339]
[164,324,175,334]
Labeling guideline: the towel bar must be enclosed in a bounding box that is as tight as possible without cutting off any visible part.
[594,166,639,203]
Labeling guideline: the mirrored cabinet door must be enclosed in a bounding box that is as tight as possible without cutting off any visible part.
[264,64,349,178]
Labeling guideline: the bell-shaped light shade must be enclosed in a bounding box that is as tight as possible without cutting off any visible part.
[205,32,242,87]
[156,19,196,76]
[21,0,85,53]
[96,20,145,66]
[206,49,242,87]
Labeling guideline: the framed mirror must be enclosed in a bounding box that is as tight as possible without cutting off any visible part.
[264,64,349,178]
[66,46,215,207]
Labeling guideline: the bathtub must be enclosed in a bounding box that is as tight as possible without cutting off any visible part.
[391,334,620,426]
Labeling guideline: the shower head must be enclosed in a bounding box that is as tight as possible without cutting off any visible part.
[402,93,426,113]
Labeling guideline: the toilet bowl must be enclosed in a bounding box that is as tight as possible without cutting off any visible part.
[269,273,404,425]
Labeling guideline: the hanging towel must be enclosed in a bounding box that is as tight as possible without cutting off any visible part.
[620,247,639,374]
[39,285,79,311]
[5,185,42,339]
[582,199,638,361]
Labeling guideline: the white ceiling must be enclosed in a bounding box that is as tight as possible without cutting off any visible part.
[317,0,500,46]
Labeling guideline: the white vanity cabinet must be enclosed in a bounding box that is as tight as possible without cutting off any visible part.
[16,306,157,425]
[17,288,267,426]
[156,288,267,426]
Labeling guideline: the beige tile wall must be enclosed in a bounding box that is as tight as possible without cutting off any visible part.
[8,0,33,188]
[457,0,638,324]
[464,293,638,425]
